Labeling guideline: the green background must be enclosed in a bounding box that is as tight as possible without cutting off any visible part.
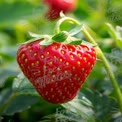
[0,0,122,122]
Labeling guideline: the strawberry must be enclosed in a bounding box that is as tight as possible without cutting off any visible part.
[17,38,96,104]
[45,8,61,21]
[44,0,77,20]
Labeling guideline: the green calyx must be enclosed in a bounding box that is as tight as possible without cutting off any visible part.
[24,29,83,46]
[52,31,68,42]
[39,31,83,46]
[52,31,82,45]
[24,12,92,46]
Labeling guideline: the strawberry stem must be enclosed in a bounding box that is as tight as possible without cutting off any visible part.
[55,16,81,34]
[81,24,122,112]
[15,25,25,43]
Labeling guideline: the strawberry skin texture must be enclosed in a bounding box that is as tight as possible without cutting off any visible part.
[17,40,96,104]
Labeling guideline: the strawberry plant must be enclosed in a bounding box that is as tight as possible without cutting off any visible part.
[0,0,122,122]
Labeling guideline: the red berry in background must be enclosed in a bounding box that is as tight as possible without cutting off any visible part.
[45,8,61,20]
[17,39,96,104]
[44,0,77,20]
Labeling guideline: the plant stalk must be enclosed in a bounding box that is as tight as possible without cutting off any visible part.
[55,16,81,34]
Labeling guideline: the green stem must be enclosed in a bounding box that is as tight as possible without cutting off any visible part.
[105,23,122,49]
[81,25,122,112]
[55,16,81,34]
[15,26,25,43]
[105,23,118,40]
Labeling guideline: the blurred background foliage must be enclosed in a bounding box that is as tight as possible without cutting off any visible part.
[0,0,122,122]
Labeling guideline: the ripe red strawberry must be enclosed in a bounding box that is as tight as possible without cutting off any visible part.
[44,0,77,20]
[45,8,61,21]
[17,39,96,104]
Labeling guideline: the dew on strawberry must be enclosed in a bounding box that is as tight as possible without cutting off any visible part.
[16,15,96,104]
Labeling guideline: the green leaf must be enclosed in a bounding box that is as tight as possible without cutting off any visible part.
[3,94,39,115]
[61,92,95,122]
[39,92,95,122]
[0,88,13,107]
[69,25,83,36]
[42,114,80,122]
[29,32,44,38]
[69,40,82,45]
[111,112,122,122]
[105,23,122,49]
[116,26,122,38]
[81,24,100,41]
[24,33,52,45]
[82,40,95,47]
[0,73,39,115]
[52,31,68,42]
[29,32,51,39]
[12,73,38,95]
[0,61,19,87]
[82,89,118,121]
[116,39,122,49]
[22,37,42,44]
[0,73,40,115]
[39,39,53,46]
[105,49,122,65]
